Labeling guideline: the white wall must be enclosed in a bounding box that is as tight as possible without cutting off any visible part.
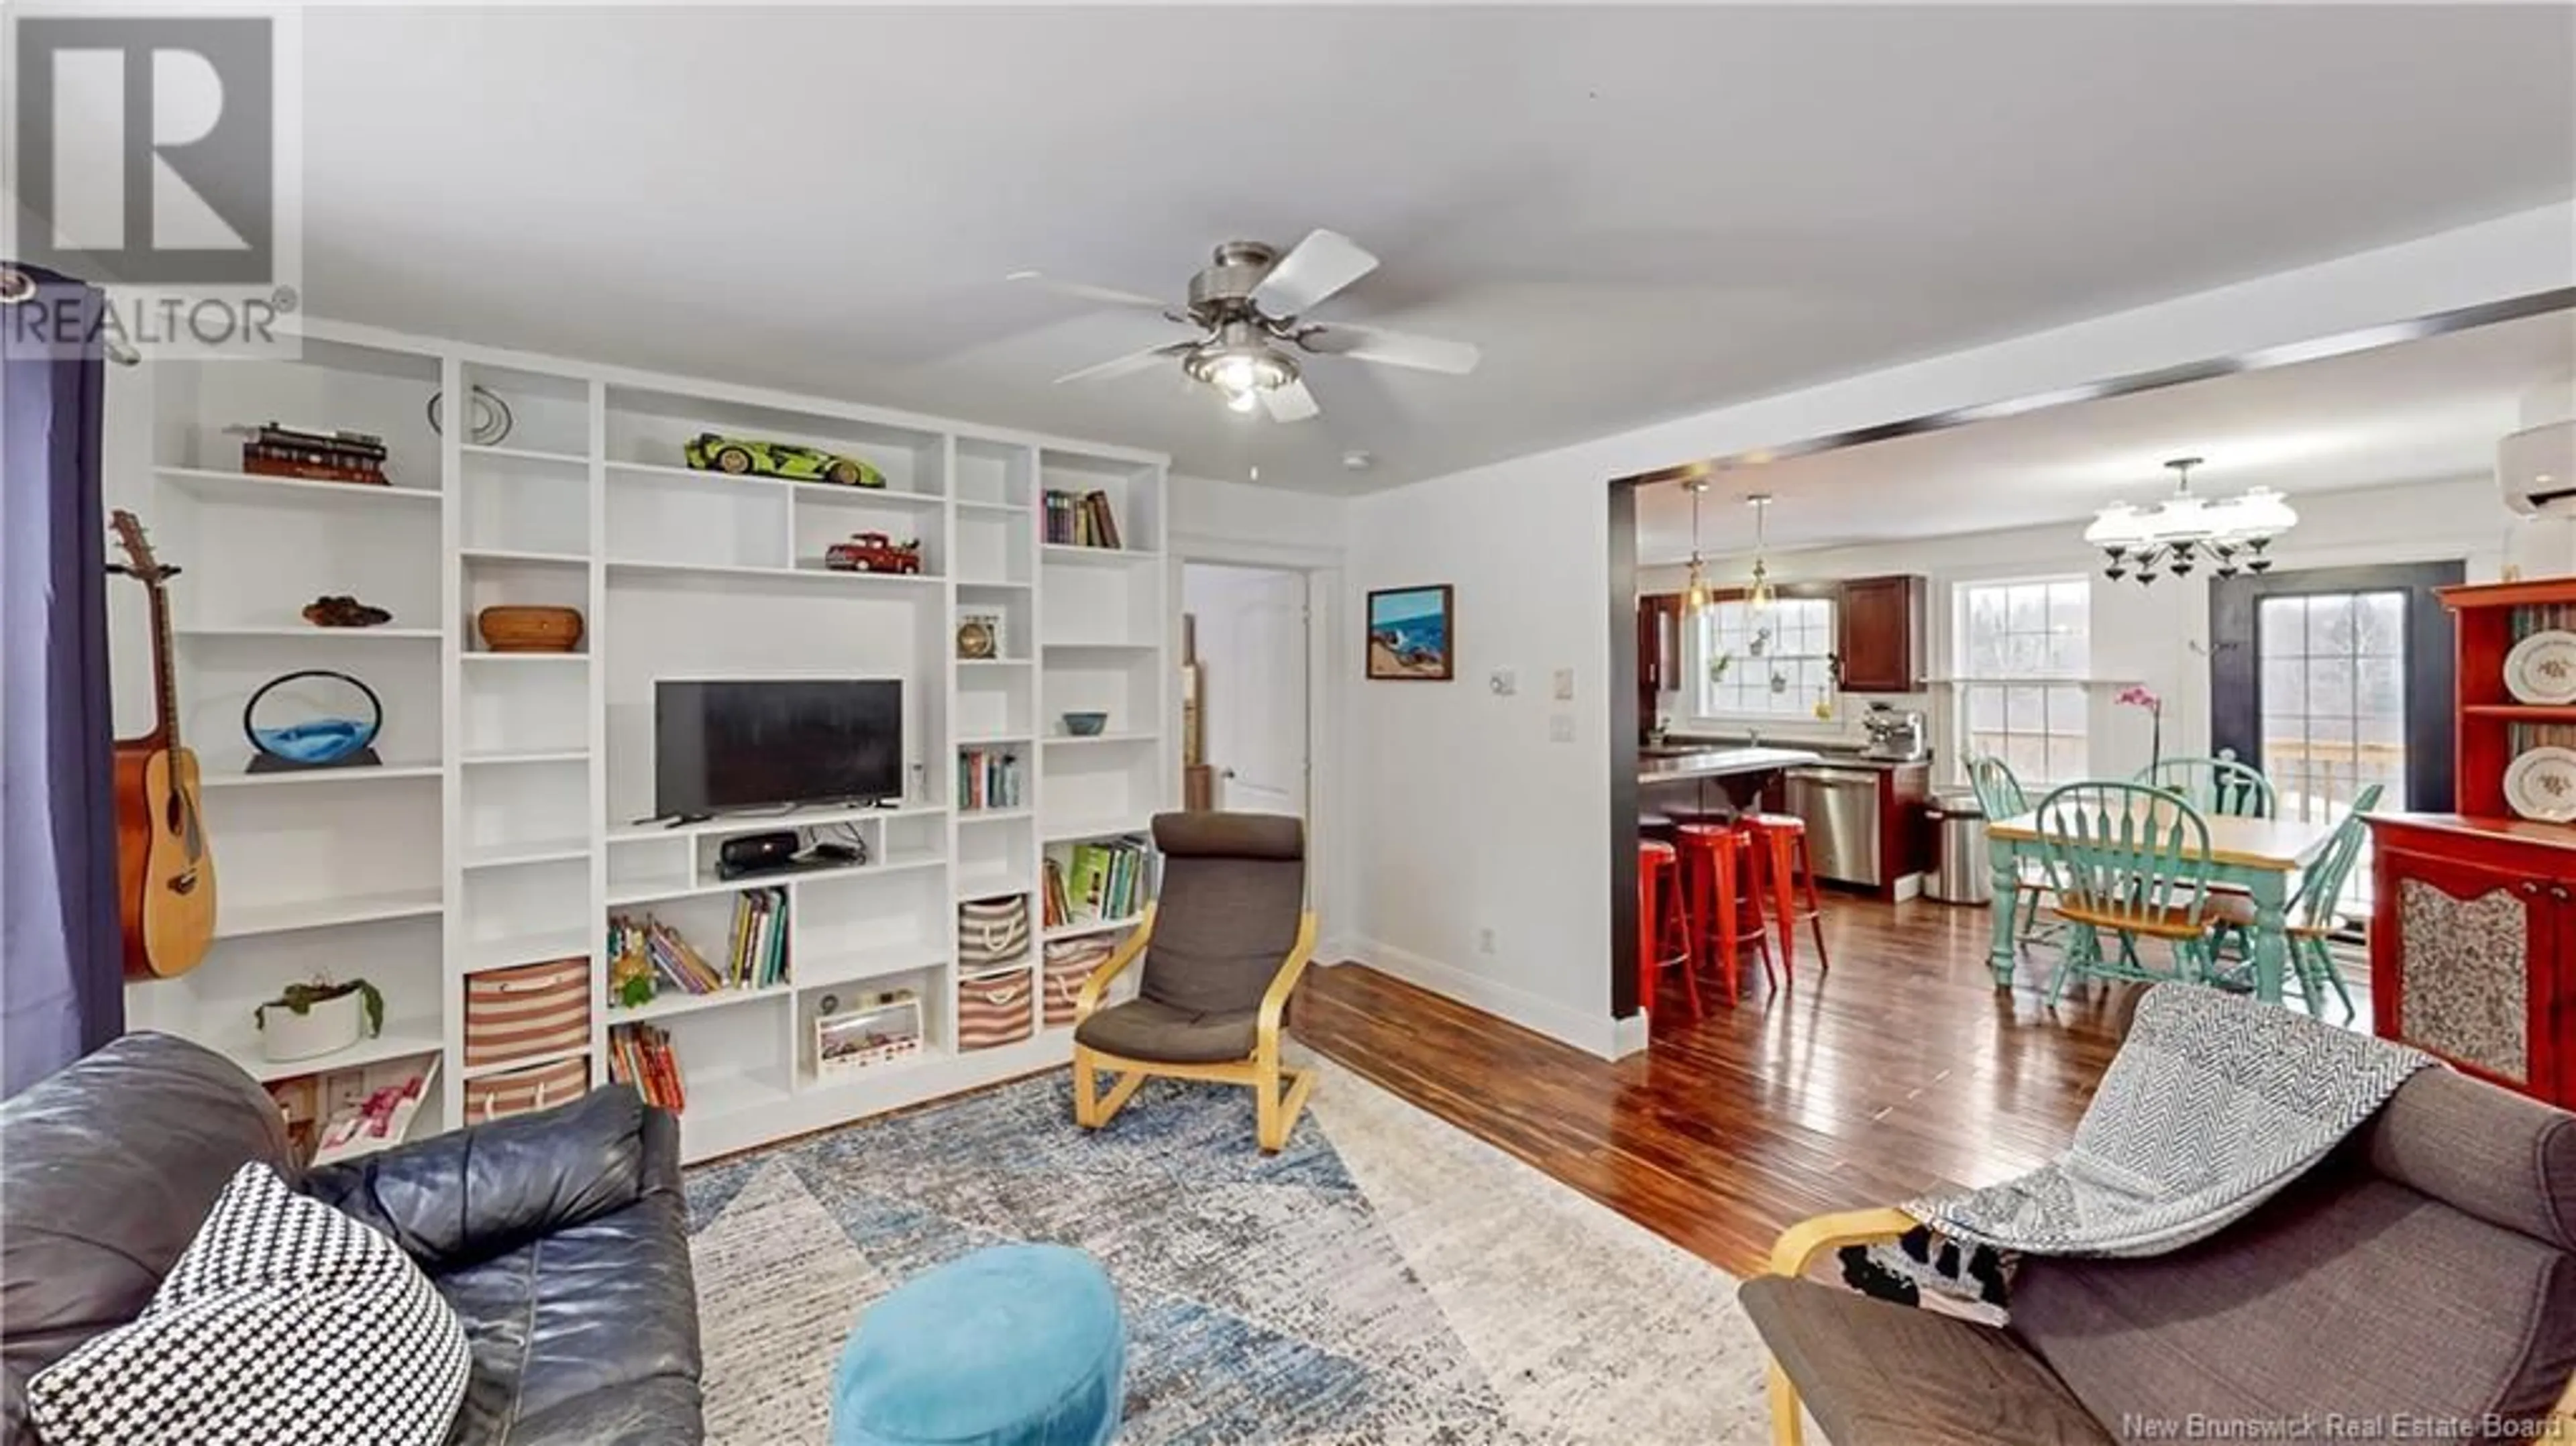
[1642,474,2521,779]
[1341,201,2576,1059]
[1167,474,1347,556]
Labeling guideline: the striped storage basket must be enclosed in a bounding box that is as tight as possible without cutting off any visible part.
[957,895,1030,969]
[463,1054,590,1124]
[1041,939,1114,1029]
[957,964,1034,1052]
[464,956,591,1070]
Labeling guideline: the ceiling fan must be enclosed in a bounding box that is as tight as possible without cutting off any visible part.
[1010,229,1480,423]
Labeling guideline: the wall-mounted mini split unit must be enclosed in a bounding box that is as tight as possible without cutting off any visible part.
[2500,419,2576,517]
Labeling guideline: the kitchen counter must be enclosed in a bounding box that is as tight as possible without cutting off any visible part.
[1637,746,1823,784]
[1658,735,1932,771]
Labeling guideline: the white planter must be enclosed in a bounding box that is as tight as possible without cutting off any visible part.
[259,991,368,1063]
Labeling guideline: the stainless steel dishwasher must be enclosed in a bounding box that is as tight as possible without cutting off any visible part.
[1784,767,1882,887]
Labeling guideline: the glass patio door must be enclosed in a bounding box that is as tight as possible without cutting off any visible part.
[2210,562,2463,921]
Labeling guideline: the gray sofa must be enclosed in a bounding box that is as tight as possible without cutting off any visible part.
[1,1032,704,1445]
[1741,1066,2576,1445]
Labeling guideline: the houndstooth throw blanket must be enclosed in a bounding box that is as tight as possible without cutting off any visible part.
[1907,984,2434,1258]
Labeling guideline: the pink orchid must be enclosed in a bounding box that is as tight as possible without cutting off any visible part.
[2115,685,2162,715]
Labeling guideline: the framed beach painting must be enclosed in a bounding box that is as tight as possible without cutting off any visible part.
[1366,585,1454,681]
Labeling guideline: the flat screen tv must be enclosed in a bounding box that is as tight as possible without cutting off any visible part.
[655,679,903,818]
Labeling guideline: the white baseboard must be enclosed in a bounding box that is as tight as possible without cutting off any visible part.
[1342,939,1628,1060]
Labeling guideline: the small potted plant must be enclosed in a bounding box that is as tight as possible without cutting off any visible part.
[254,977,385,1063]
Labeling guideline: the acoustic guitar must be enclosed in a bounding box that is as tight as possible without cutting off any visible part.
[109,510,217,979]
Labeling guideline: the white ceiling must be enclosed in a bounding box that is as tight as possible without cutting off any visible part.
[289,6,2573,495]
[1633,307,2576,563]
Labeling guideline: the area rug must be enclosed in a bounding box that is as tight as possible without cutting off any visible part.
[684,1054,1774,1444]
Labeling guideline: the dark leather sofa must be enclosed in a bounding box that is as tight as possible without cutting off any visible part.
[1,1032,704,1446]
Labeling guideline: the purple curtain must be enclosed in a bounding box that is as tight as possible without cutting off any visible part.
[1,262,121,1095]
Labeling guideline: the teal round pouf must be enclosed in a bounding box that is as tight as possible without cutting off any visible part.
[830,1244,1125,1446]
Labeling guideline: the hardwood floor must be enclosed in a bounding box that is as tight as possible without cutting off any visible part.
[1290,895,2374,1279]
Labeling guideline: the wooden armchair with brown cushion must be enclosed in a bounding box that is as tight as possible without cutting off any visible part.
[1071,812,1318,1153]
[1739,1067,2576,1445]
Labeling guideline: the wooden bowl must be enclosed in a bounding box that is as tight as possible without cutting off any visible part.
[477,605,584,654]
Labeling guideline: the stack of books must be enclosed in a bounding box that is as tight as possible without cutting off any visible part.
[958,748,1024,811]
[608,886,788,1005]
[1045,837,1150,926]
[608,1023,686,1113]
[1042,489,1122,549]
[609,912,724,997]
[726,887,790,990]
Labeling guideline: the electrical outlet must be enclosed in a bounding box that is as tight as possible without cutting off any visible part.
[1489,668,1517,697]
[1477,928,1497,955]
[1549,714,1576,743]
[1552,667,1576,701]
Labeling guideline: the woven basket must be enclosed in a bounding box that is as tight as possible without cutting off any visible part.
[1041,939,1114,1028]
[464,956,591,1069]
[462,1054,590,1123]
[476,605,584,654]
[957,895,1030,969]
[956,965,1034,1052]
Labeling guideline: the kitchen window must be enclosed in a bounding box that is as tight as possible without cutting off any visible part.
[1957,578,2092,787]
[1690,596,1839,720]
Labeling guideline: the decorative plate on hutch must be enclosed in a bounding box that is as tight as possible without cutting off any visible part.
[2504,745,2576,822]
[2504,630,2576,704]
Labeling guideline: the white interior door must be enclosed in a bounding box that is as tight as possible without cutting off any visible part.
[1185,565,1307,819]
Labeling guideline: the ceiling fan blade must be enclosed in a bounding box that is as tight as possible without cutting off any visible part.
[1297,321,1479,375]
[1053,339,1195,386]
[1008,270,1177,313]
[1250,229,1378,315]
[1260,377,1321,423]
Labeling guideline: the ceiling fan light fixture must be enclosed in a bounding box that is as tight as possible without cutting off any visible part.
[1185,325,1297,411]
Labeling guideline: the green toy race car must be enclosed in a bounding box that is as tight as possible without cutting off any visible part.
[684,432,885,489]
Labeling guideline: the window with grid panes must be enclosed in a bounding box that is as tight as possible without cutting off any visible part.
[1688,596,1839,720]
[1958,579,2092,787]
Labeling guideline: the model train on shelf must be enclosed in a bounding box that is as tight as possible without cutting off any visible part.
[229,422,391,486]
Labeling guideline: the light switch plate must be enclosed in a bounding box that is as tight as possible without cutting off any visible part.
[1552,668,1576,701]
[1489,669,1517,697]
[1549,714,1576,743]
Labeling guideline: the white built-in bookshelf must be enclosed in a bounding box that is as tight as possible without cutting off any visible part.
[114,321,1171,1163]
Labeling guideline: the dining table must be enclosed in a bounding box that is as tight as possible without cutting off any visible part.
[1984,806,2344,1002]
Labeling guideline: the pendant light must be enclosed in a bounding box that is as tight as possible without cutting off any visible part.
[1745,494,1778,610]
[1682,478,1713,612]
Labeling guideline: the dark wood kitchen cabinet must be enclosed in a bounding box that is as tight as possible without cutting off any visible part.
[1837,575,1927,693]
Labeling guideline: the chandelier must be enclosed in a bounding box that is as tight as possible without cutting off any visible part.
[2084,457,2297,584]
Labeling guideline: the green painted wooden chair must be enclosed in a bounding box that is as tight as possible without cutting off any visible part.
[2031,781,2218,1004]
[2203,782,2383,1021]
[1967,755,2058,948]
[2137,750,2277,819]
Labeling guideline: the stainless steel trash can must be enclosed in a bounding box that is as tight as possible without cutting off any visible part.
[1927,789,1993,905]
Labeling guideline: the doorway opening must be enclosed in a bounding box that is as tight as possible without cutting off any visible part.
[1181,563,1311,820]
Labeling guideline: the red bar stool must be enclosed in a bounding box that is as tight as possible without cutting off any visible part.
[1741,812,1831,980]
[1673,824,1772,1004]
[1636,840,1703,1021]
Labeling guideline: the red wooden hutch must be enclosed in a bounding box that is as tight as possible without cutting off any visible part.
[2368,577,2576,1107]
